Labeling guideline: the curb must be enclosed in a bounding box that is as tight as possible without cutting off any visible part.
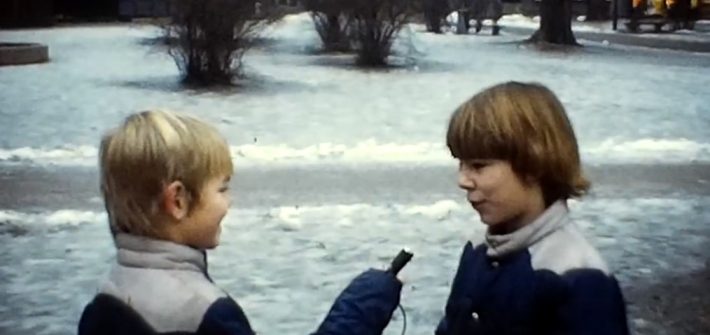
[502,26,710,53]
[0,43,50,66]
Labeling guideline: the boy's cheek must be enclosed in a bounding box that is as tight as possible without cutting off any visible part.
[223,194,232,209]
[204,228,221,249]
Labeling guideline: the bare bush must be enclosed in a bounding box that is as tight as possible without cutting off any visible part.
[165,0,281,86]
[304,0,354,52]
[349,0,416,66]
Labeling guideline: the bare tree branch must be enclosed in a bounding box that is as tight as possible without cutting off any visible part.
[349,0,416,66]
[165,0,283,86]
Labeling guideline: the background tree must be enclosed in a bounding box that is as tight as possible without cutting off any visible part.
[165,0,283,86]
[528,0,578,45]
[349,0,417,66]
[303,0,354,52]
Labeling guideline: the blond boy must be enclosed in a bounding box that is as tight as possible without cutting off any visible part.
[78,110,404,335]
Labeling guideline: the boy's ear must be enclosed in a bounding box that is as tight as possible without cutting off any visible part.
[163,181,190,221]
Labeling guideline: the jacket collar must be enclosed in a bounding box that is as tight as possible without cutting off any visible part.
[114,233,207,274]
[484,200,570,258]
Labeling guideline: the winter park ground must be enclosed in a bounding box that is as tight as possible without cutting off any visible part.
[1,13,709,335]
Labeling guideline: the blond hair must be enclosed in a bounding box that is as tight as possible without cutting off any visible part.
[446,82,589,202]
[99,110,233,237]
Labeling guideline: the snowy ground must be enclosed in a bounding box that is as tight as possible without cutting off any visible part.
[1,14,709,166]
[1,194,708,335]
[1,13,709,335]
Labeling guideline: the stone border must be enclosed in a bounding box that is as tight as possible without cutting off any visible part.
[0,43,49,66]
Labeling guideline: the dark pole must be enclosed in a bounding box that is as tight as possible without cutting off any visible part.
[612,0,618,30]
[13,0,20,25]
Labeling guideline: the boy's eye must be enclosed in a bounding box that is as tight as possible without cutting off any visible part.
[463,161,488,170]
[219,186,229,192]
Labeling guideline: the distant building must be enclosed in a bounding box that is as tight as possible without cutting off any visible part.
[0,0,123,27]
[0,0,54,27]
[0,0,302,27]
[119,0,173,18]
[55,0,120,20]
[118,0,303,19]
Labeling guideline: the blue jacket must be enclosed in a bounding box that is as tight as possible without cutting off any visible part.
[436,201,629,335]
[78,234,402,335]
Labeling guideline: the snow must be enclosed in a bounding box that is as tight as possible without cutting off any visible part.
[1,136,709,167]
[1,196,709,334]
[1,13,709,335]
[500,13,605,32]
[1,13,709,167]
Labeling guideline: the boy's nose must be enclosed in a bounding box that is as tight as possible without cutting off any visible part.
[457,170,476,190]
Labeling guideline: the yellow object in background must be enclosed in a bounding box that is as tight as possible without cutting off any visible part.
[653,0,667,14]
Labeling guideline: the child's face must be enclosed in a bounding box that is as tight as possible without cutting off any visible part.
[457,159,545,233]
[179,175,232,249]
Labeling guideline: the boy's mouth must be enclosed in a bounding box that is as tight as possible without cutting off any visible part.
[470,199,486,210]
[468,194,485,205]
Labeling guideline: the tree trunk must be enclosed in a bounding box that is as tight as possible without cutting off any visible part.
[456,10,468,34]
[529,0,578,45]
[424,10,442,33]
[324,14,350,51]
[586,0,609,21]
[424,0,448,33]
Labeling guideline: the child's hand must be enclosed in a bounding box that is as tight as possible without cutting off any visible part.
[314,269,403,335]
[377,264,408,284]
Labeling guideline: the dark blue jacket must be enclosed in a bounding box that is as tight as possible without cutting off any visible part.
[436,202,629,335]
[313,269,403,335]
[78,234,402,335]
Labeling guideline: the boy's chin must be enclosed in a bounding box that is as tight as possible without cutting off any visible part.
[477,213,496,226]
[203,238,220,249]
[192,236,220,250]
[202,228,222,249]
